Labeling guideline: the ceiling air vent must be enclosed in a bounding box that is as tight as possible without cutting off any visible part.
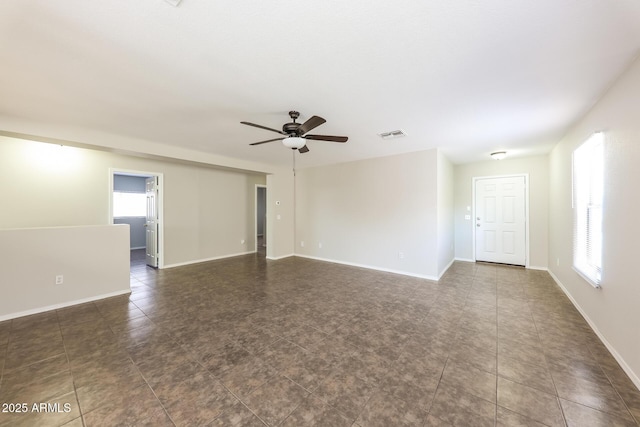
[165,0,182,6]
[378,129,407,140]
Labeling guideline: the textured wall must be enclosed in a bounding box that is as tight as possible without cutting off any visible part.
[548,57,640,387]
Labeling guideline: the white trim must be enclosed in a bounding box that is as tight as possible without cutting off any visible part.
[454,257,476,263]
[294,254,442,281]
[472,173,530,267]
[163,251,256,269]
[109,168,165,268]
[130,246,145,250]
[266,253,295,261]
[0,289,131,322]
[547,269,640,390]
[438,258,456,278]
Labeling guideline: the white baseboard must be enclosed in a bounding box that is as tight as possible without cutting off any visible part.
[547,269,640,390]
[0,289,132,322]
[454,257,476,263]
[266,253,294,261]
[438,258,456,279]
[163,251,256,269]
[294,254,440,281]
[130,246,145,250]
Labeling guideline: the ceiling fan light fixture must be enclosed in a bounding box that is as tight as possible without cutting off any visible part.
[283,136,306,149]
[491,151,507,160]
[242,111,347,152]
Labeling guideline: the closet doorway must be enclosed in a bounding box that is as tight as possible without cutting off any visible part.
[110,169,164,268]
[256,185,267,256]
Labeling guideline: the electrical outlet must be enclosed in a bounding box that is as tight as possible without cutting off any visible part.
[556,258,560,266]
[398,252,404,259]
[300,241,305,247]
[55,275,63,285]
[318,243,322,249]
[241,239,245,244]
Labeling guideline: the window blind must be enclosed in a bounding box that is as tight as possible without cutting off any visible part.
[572,132,604,287]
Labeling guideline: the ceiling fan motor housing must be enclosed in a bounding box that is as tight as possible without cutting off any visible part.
[283,122,301,134]
[283,111,301,134]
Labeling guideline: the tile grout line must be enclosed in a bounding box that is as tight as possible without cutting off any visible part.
[55,308,86,427]
[524,272,569,427]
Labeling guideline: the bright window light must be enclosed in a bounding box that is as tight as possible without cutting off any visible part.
[113,192,146,217]
[572,132,604,288]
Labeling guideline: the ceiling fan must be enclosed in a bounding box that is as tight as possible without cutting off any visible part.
[241,111,348,153]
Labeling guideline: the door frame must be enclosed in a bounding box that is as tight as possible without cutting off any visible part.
[472,173,530,267]
[255,184,267,253]
[109,168,165,268]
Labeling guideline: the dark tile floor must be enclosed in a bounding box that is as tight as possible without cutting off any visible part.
[1,252,639,426]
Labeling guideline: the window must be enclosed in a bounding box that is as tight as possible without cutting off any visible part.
[572,132,604,288]
[113,192,146,217]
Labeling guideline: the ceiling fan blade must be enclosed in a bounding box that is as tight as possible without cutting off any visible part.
[298,145,310,154]
[241,121,287,135]
[249,137,285,146]
[304,134,348,143]
[297,116,326,135]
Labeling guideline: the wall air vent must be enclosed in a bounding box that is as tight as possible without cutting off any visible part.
[378,130,407,140]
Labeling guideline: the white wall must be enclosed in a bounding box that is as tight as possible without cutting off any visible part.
[437,151,455,276]
[454,155,549,269]
[0,225,130,320]
[294,149,446,279]
[0,136,266,266]
[266,169,295,259]
[114,217,146,249]
[548,56,640,387]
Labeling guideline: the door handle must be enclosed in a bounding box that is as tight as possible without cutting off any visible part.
[476,224,481,227]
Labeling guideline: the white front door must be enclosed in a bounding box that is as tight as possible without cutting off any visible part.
[145,176,159,267]
[475,176,526,266]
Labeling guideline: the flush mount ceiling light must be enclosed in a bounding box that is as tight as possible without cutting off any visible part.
[491,151,507,160]
[282,136,306,149]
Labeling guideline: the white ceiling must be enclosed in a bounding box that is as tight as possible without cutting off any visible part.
[1,0,640,169]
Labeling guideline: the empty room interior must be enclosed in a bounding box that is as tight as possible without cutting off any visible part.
[1,1,640,426]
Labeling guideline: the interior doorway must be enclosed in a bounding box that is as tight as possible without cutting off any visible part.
[473,174,528,266]
[256,185,267,256]
[110,169,164,269]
